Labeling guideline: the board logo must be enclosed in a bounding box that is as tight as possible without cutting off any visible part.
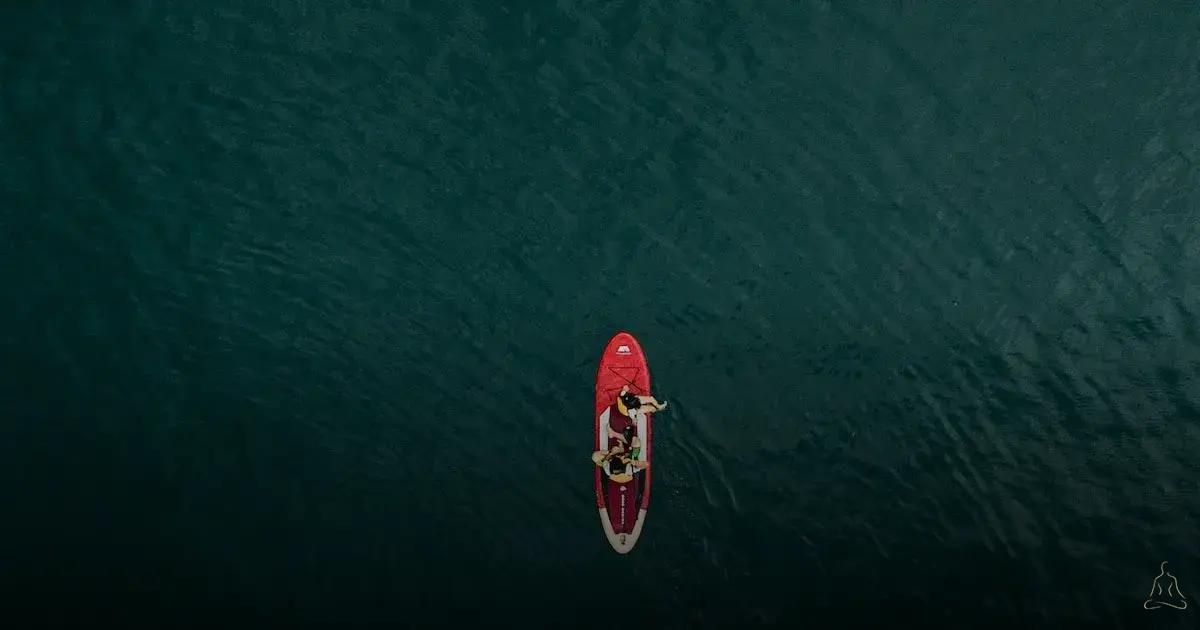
[616,345,631,355]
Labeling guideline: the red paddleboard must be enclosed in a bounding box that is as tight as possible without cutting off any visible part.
[594,331,653,553]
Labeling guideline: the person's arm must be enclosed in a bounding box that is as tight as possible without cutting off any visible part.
[608,426,627,444]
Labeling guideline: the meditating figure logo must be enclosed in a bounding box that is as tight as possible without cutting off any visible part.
[1144,562,1187,610]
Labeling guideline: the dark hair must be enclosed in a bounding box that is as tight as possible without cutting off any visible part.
[620,391,641,410]
[609,456,627,476]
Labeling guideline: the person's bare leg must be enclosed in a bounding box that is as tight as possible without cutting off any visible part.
[637,395,667,411]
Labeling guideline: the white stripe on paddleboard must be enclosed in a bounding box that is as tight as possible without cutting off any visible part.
[598,406,610,451]
[635,409,647,462]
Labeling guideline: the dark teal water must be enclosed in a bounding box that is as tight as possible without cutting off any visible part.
[3,1,1199,627]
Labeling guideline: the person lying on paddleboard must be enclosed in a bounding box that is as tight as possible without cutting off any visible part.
[591,442,647,483]
[607,385,667,447]
[591,385,666,479]
[618,384,668,415]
